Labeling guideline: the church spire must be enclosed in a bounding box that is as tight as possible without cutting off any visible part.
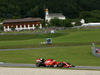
[46,8,49,15]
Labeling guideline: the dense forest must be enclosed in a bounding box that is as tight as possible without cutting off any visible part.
[0,0,100,22]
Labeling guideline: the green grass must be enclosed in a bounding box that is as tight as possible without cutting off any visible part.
[0,33,64,41]
[0,29,100,48]
[0,29,100,66]
[54,29,100,43]
[0,45,100,66]
[0,33,65,47]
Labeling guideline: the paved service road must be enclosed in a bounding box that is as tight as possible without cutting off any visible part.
[0,47,58,51]
[0,63,100,69]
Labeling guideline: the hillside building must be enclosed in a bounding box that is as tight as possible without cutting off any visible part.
[45,8,66,22]
[82,23,100,26]
[3,18,42,31]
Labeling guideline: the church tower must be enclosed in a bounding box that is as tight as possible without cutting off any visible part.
[45,8,49,21]
[46,8,49,15]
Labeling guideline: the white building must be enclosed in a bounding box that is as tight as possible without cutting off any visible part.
[45,8,66,22]
[80,19,85,24]
[82,23,100,26]
[3,18,42,32]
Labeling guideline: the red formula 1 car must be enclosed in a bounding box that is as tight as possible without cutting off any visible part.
[36,58,75,68]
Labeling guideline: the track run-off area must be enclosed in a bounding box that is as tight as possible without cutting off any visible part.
[0,47,100,70]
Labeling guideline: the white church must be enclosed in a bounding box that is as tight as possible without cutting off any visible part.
[45,8,66,22]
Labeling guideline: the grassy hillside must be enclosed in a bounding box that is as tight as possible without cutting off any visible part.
[54,29,100,43]
[0,45,100,66]
[0,29,100,66]
[0,29,100,48]
[0,33,64,41]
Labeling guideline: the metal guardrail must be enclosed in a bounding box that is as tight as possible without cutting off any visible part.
[1,26,100,35]
[0,33,45,35]
[0,32,58,35]
[92,43,100,58]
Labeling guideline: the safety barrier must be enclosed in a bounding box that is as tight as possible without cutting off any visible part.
[92,50,100,58]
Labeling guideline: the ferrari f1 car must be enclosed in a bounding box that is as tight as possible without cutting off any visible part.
[36,58,75,68]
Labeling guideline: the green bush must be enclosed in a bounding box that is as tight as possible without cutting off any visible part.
[0,25,4,31]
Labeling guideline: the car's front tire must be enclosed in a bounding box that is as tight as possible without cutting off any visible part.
[72,65,75,67]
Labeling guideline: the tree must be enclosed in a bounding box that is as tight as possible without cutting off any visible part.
[79,10,100,22]
[1,0,100,19]
[30,6,39,17]
[12,16,20,19]
[26,11,31,17]
[35,25,39,29]
[63,18,73,27]
[11,26,15,31]
[0,7,7,14]
[75,20,82,26]
[42,20,49,27]
[79,11,91,19]
[8,4,21,18]
[79,11,92,23]
[0,25,4,31]
[38,6,45,18]
[49,17,61,27]
[6,14,13,18]
[90,10,100,22]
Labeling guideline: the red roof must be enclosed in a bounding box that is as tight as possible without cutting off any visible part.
[3,18,42,23]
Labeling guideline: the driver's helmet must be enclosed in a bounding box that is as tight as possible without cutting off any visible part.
[40,58,43,60]
[40,58,44,62]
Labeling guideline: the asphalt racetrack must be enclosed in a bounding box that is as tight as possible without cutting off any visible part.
[0,63,100,69]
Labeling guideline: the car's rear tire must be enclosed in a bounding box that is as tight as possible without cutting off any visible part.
[36,62,41,67]
[58,63,64,67]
